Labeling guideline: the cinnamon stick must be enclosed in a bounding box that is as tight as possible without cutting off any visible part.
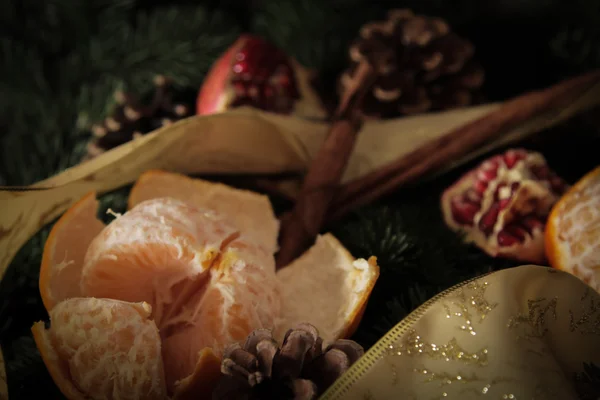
[275,62,376,267]
[326,69,600,222]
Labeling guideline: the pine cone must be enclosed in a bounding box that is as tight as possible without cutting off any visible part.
[212,323,364,400]
[86,75,193,159]
[339,9,485,119]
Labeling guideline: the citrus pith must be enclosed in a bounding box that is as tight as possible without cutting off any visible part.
[546,166,600,292]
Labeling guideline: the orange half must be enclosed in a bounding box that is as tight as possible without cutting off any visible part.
[546,166,600,292]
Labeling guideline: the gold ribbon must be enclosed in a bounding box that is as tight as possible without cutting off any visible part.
[321,265,600,400]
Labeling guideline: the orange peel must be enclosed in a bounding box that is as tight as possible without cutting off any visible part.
[33,170,379,399]
[546,166,600,292]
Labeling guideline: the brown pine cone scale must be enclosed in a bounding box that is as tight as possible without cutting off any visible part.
[340,9,485,119]
[86,75,192,159]
[213,323,364,400]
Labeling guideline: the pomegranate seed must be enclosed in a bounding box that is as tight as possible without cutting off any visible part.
[248,85,259,98]
[474,179,488,194]
[235,61,251,74]
[254,67,270,81]
[275,74,291,89]
[499,198,511,209]
[497,230,521,246]
[520,215,544,232]
[232,82,246,95]
[464,189,482,203]
[478,202,500,235]
[451,197,479,225]
[482,158,500,170]
[237,47,249,59]
[263,86,274,98]
[503,224,528,241]
[235,50,247,62]
[504,149,526,168]
[477,168,497,182]
[510,181,520,193]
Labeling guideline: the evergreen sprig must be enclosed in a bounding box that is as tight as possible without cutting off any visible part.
[0,228,50,342]
[331,192,518,347]
[0,0,136,60]
[574,362,600,400]
[550,0,600,72]
[4,336,63,399]
[252,0,371,73]
[0,2,242,187]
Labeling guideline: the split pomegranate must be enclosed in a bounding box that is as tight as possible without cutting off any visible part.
[441,149,569,263]
[196,34,327,119]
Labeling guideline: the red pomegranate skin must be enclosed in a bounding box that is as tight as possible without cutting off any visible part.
[196,35,326,119]
[441,148,569,263]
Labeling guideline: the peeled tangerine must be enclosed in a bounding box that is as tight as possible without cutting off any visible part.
[546,165,600,293]
[33,170,379,400]
[441,149,568,263]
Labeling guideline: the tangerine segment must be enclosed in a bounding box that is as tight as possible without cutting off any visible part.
[161,284,261,391]
[546,166,600,292]
[80,197,240,324]
[171,347,222,400]
[31,322,88,400]
[40,192,105,311]
[157,240,280,391]
[32,297,167,400]
[128,170,279,254]
[78,197,281,392]
[275,234,379,345]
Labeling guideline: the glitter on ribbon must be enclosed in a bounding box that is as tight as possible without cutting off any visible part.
[442,280,498,336]
[569,288,600,335]
[507,297,558,339]
[389,329,489,366]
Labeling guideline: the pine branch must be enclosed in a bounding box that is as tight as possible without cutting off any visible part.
[252,0,375,74]
[0,4,243,186]
[0,228,49,341]
[0,39,49,129]
[549,0,600,71]
[0,0,136,58]
[3,336,64,399]
[574,362,600,400]
[62,5,241,89]
[63,5,242,127]
[354,285,433,346]
[333,190,518,348]
[97,186,133,223]
[0,93,85,185]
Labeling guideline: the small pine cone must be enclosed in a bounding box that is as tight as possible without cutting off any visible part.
[212,323,364,400]
[86,75,193,159]
[339,9,485,119]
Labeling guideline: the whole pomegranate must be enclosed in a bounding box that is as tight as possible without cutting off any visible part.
[441,149,569,263]
[197,35,327,119]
